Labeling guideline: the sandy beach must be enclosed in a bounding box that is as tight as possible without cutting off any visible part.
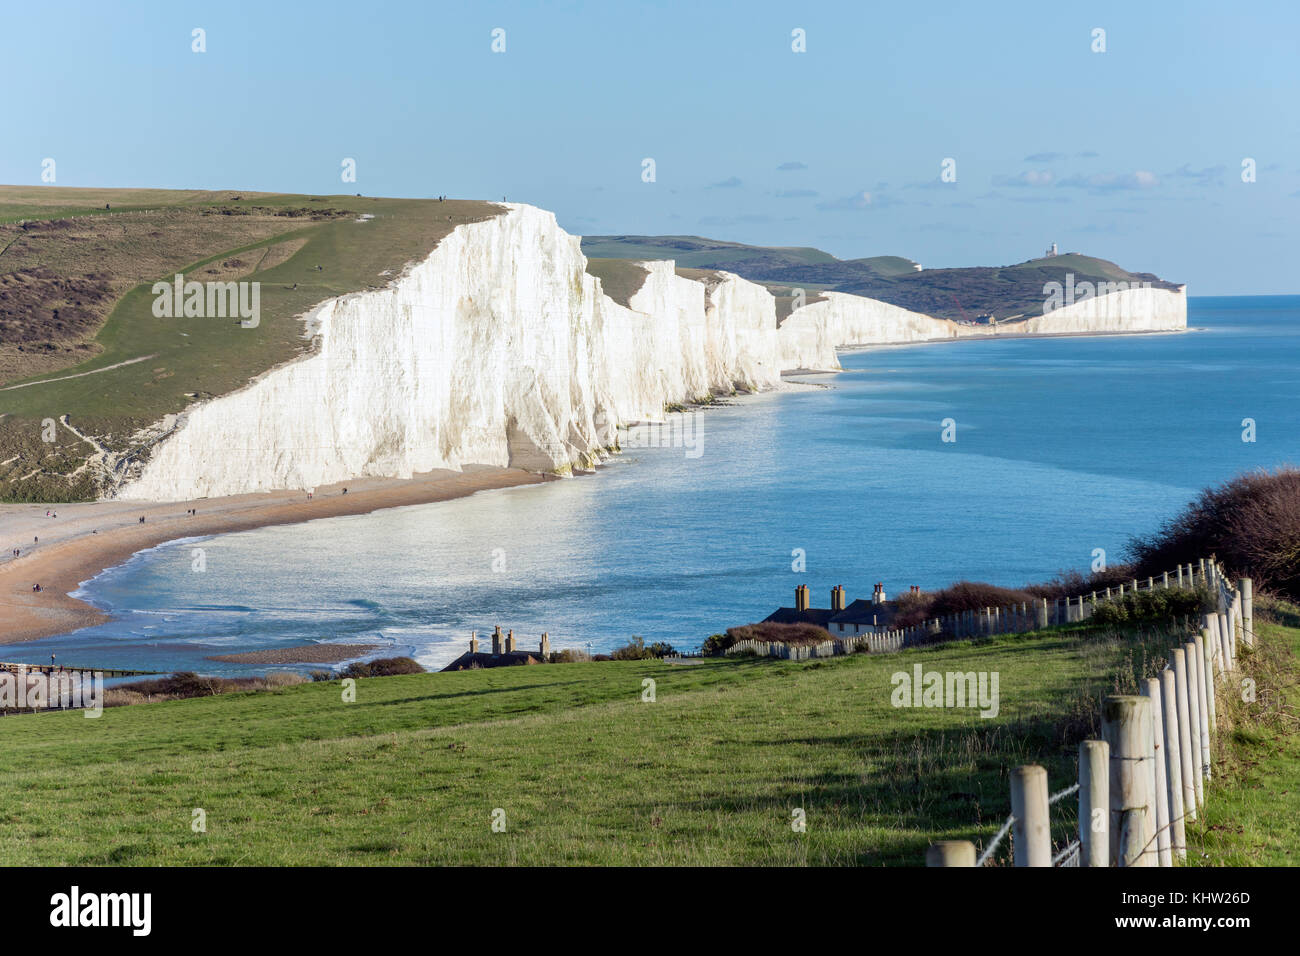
[0,466,549,646]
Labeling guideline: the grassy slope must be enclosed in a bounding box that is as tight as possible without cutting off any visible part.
[584,258,650,308]
[0,625,1179,866]
[580,235,840,269]
[0,187,503,500]
[1185,603,1300,865]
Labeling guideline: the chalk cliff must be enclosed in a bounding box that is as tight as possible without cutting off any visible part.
[117,203,1186,500]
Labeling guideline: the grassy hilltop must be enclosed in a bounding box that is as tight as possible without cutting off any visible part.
[582,234,1180,323]
[0,186,502,501]
[0,611,1293,866]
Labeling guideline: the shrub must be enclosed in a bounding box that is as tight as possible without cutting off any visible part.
[263,671,308,687]
[1128,466,1300,599]
[1023,564,1137,600]
[338,657,424,678]
[700,633,732,656]
[891,581,1038,629]
[610,637,660,660]
[722,621,832,648]
[1089,586,1212,627]
[106,669,309,705]
[549,648,590,663]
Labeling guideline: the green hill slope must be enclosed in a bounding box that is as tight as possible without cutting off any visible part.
[582,235,1180,324]
[0,187,504,501]
[0,622,1209,866]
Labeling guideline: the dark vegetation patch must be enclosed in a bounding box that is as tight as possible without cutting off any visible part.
[704,621,833,655]
[608,636,677,660]
[336,657,424,678]
[0,267,114,345]
[1129,466,1300,601]
[892,581,1039,629]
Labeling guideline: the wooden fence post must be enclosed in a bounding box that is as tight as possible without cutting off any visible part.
[1171,646,1200,816]
[1102,695,1154,866]
[1079,740,1109,867]
[1217,610,1231,667]
[1240,578,1253,648]
[926,840,976,866]
[1181,640,1205,804]
[1159,667,1187,861]
[1010,764,1051,867]
[1193,635,1213,776]
[1200,630,1218,735]
[1141,677,1173,866]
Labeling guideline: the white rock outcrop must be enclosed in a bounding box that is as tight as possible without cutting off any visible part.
[117,203,1186,500]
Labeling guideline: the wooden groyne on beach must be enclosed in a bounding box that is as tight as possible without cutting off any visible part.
[0,661,158,678]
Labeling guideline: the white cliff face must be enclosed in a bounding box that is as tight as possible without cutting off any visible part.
[117,204,1187,501]
[1016,284,1187,335]
[120,206,782,500]
[777,292,964,371]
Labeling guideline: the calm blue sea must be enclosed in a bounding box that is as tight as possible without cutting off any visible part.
[9,295,1299,674]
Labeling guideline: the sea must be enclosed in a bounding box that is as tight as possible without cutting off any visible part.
[7,295,1297,674]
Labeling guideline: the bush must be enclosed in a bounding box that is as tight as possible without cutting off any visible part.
[605,639,655,660]
[1128,467,1300,600]
[338,657,424,678]
[1089,586,1212,627]
[105,670,308,706]
[891,581,1038,629]
[1023,564,1137,600]
[549,648,591,663]
[721,621,832,649]
[700,633,732,656]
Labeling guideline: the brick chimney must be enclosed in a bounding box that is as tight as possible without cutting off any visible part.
[831,585,846,612]
[492,625,503,656]
[505,629,516,653]
[873,583,887,605]
[540,632,550,657]
[469,631,479,654]
[795,584,809,612]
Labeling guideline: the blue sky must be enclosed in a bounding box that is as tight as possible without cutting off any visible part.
[3,0,1298,294]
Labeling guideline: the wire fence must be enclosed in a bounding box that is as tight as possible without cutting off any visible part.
[927,557,1251,868]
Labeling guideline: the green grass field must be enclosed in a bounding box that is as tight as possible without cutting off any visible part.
[1184,604,1300,865]
[9,616,1274,866]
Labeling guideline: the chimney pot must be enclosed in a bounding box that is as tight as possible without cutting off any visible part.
[795,584,809,612]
